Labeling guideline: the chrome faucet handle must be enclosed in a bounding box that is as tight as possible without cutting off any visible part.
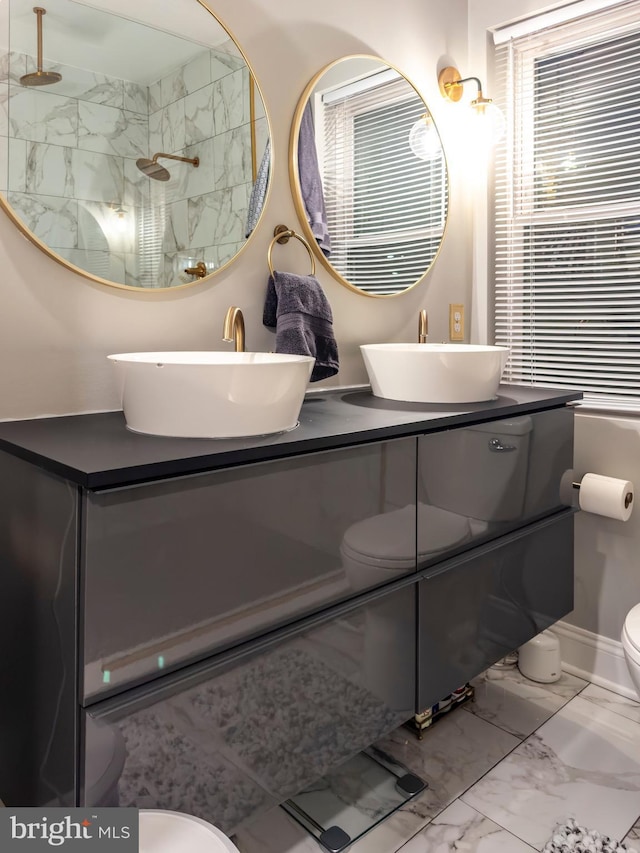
[418,309,428,344]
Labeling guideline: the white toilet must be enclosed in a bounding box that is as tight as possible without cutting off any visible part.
[622,603,640,696]
[139,810,239,853]
[340,417,533,706]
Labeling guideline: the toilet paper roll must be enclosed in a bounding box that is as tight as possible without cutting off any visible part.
[559,469,576,507]
[578,473,634,521]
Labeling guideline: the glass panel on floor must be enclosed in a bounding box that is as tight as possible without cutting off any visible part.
[281,747,426,853]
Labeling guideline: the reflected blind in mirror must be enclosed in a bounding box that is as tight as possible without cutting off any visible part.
[493,0,640,411]
[320,75,446,295]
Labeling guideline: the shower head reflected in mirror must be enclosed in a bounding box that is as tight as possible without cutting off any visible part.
[136,152,200,182]
[20,7,62,87]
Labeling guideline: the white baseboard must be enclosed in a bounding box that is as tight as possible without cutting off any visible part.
[553,620,638,700]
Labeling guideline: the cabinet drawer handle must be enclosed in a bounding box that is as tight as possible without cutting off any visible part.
[488,438,517,452]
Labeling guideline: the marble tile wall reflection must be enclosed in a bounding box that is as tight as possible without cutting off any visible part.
[3,52,24,84]
[14,142,125,204]
[11,51,149,112]
[1,42,255,287]
[7,138,25,192]
[184,86,215,145]
[77,102,147,159]
[8,190,78,248]
[7,85,78,146]
[58,247,124,284]
[0,10,8,191]
[214,125,252,189]
[2,52,148,282]
[146,48,254,285]
[211,42,246,79]
[0,137,7,193]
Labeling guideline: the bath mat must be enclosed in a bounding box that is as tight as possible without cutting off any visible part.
[543,819,637,853]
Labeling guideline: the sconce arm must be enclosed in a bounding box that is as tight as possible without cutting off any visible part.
[439,66,489,103]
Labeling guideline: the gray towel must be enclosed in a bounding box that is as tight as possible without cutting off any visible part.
[245,139,270,238]
[298,102,331,256]
[263,270,339,382]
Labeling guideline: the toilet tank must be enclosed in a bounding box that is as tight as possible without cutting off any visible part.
[420,416,533,522]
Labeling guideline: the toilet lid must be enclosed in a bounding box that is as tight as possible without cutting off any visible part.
[139,811,239,853]
[624,603,640,653]
[342,503,471,563]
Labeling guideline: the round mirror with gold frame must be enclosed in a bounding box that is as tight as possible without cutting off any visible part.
[289,55,448,297]
[0,0,271,290]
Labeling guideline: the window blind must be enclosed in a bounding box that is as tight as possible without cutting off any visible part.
[321,76,447,295]
[493,0,640,409]
[138,186,166,288]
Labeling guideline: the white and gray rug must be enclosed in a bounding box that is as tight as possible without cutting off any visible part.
[543,819,638,853]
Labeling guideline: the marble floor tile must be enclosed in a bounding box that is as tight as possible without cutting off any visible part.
[375,710,520,816]
[396,799,537,853]
[461,694,640,850]
[465,667,587,739]
[580,683,640,726]
[234,711,520,853]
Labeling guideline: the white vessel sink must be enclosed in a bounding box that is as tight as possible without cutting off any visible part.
[360,343,509,404]
[108,351,315,438]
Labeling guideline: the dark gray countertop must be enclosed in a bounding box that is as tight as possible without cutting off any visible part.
[0,384,581,490]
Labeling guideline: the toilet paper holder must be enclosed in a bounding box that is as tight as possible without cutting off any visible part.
[572,477,634,510]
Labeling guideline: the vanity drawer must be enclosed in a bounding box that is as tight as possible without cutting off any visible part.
[417,512,574,711]
[81,585,416,834]
[81,438,416,700]
[417,406,574,569]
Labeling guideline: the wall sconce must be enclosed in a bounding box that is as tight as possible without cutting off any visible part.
[438,66,505,145]
[408,111,442,161]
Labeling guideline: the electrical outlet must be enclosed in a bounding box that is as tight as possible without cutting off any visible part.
[449,304,464,341]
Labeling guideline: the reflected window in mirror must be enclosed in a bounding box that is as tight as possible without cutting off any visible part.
[291,56,448,298]
[0,0,271,290]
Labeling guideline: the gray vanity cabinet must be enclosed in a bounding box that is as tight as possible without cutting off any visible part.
[0,437,417,814]
[0,452,78,808]
[82,585,416,835]
[415,407,575,570]
[81,438,416,701]
[0,389,578,826]
[417,513,574,710]
[415,406,576,709]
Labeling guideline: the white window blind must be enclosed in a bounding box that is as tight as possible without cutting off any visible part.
[321,75,447,295]
[493,0,640,410]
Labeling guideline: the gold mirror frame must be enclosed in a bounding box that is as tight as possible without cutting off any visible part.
[0,0,271,291]
[289,55,449,298]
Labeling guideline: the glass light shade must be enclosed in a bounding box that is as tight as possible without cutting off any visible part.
[470,99,506,145]
[408,114,442,161]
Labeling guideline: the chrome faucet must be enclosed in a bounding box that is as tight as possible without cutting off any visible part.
[223,306,245,352]
[418,309,428,343]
